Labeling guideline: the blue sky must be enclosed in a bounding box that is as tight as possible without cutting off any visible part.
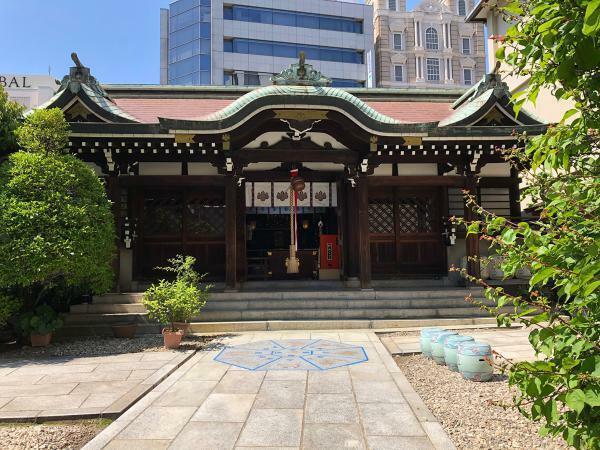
[1,0,421,84]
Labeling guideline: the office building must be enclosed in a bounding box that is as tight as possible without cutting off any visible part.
[160,0,375,87]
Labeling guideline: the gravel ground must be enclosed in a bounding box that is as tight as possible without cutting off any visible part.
[0,333,226,359]
[0,420,109,450]
[395,354,568,450]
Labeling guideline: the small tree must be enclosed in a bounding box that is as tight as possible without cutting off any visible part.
[143,256,211,332]
[15,108,70,155]
[0,85,24,154]
[454,1,600,448]
[0,109,115,308]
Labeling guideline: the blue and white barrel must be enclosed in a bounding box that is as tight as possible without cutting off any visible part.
[457,342,494,381]
[443,335,475,371]
[419,328,447,358]
[430,331,458,365]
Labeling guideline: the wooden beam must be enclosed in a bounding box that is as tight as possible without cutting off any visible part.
[225,175,238,290]
[464,175,481,280]
[357,175,372,289]
[119,176,225,187]
[367,176,466,187]
[237,149,358,164]
[106,173,121,292]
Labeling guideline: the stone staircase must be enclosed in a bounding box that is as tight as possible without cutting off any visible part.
[62,286,502,335]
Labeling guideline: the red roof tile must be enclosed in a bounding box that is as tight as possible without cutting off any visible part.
[112,98,455,124]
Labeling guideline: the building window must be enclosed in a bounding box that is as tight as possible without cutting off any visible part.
[425,28,439,50]
[389,0,397,11]
[462,38,471,54]
[426,58,440,81]
[223,38,364,64]
[331,78,365,87]
[394,65,404,82]
[224,71,238,85]
[393,33,403,50]
[463,68,473,85]
[223,5,364,34]
[458,0,467,16]
[244,72,260,86]
[446,58,452,79]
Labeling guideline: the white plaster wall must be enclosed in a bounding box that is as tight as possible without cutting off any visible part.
[397,163,437,175]
[138,162,182,176]
[478,162,511,177]
[188,163,219,175]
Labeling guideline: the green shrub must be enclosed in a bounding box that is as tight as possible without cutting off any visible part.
[19,304,63,336]
[0,84,24,154]
[0,151,115,297]
[15,108,70,155]
[0,293,21,328]
[143,256,211,331]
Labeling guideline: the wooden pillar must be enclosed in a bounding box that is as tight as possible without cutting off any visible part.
[344,183,359,279]
[106,173,121,292]
[357,175,372,289]
[464,175,480,279]
[509,167,521,218]
[225,175,238,290]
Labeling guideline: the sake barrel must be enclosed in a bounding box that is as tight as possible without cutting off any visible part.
[488,255,505,280]
[420,328,447,358]
[457,342,494,381]
[444,335,475,372]
[515,265,532,279]
[431,331,458,365]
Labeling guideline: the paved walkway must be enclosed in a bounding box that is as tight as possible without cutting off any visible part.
[385,326,535,361]
[84,331,454,450]
[0,351,192,421]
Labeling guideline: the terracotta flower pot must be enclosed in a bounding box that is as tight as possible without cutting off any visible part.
[163,328,184,349]
[111,323,138,339]
[173,322,191,336]
[30,333,52,347]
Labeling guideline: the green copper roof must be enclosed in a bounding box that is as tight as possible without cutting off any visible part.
[201,85,400,125]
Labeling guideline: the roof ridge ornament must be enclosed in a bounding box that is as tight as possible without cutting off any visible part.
[57,52,107,97]
[271,51,332,87]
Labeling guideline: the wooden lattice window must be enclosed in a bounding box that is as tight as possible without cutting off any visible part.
[187,197,226,237]
[397,197,433,233]
[369,198,395,234]
[143,193,183,235]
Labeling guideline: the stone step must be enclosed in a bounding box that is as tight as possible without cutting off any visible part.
[188,317,503,333]
[74,296,493,314]
[195,306,504,322]
[70,303,147,314]
[92,288,483,304]
[63,312,152,325]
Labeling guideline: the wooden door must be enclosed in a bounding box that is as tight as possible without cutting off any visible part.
[133,188,226,280]
[369,187,445,277]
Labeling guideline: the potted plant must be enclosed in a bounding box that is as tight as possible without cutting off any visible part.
[111,322,138,339]
[19,304,63,347]
[143,256,210,349]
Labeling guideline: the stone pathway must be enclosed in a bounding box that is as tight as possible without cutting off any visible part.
[84,331,454,449]
[0,351,192,421]
[384,326,536,361]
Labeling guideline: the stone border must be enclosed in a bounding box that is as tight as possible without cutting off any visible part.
[374,333,456,450]
[0,350,195,423]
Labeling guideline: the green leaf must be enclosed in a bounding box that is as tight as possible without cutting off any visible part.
[565,390,586,414]
[584,388,600,407]
[583,0,600,35]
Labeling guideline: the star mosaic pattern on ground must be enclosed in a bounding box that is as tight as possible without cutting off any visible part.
[214,339,368,370]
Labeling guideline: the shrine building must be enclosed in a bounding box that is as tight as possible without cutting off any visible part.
[35,54,546,293]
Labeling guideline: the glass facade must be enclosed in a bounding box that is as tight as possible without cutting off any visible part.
[168,0,211,85]
[223,6,363,34]
[224,38,364,64]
